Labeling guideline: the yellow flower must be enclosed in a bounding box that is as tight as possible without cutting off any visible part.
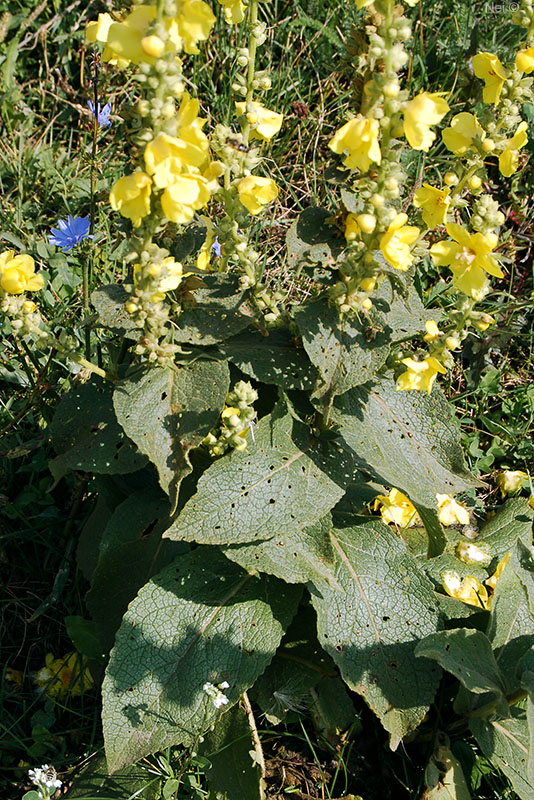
[109,172,152,227]
[485,552,511,591]
[134,257,184,302]
[161,175,210,223]
[442,112,485,155]
[472,52,507,104]
[218,0,247,24]
[237,175,279,215]
[403,92,449,151]
[441,570,489,609]
[436,494,470,526]
[176,0,216,54]
[423,320,442,342]
[0,251,44,294]
[374,488,421,528]
[379,212,420,271]
[35,652,93,699]
[328,116,381,172]
[456,541,492,567]
[496,469,528,498]
[235,102,283,141]
[176,93,210,152]
[196,216,219,270]
[105,6,157,67]
[344,213,361,242]
[498,121,528,177]
[396,356,446,394]
[413,184,450,228]
[516,47,534,73]
[429,223,503,298]
[144,133,207,188]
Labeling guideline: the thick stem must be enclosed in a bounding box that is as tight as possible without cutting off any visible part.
[241,690,266,799]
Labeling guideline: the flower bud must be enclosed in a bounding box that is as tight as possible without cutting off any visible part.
[444,172,458,186]
[469,175,482,191]
[356,213,377,233]
[360,277,376,292]
[482,138,495,152]
[361,297,373,311]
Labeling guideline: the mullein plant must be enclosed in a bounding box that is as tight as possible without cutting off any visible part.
[328,0,534,394]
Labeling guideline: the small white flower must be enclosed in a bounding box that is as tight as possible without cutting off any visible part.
[203,679,230,708]
[213,691,229,709]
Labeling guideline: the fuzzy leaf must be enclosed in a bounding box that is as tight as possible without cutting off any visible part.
[286,207,343,269]
[48,379,147,479]
[292,297,389,401]
[310,517,442,748]
[164,400,354,546]
[372,276,441,343]
[478,499,534,561]
[332,376,481,508]
[173,274,252,345]
[102,549,301,771]
[113,362,229,511]
[471,710,534,800]
[91,285,138,333]
[416,629,506,696]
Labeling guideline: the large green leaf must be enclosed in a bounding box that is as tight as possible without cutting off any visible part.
[292,297,389,401]
[310,517,442,748]
[216,327,319,392]
[332,376,481,508]
[519,649,534,787]
[91,285,138,334]
[286,207,344,270]
[164,399,354,546]
[415,629,506,696]
[102,548,301,771]
[372,275,441,343]
[173,273,252,345]
[487,541,534,693]
[48,378,147,479]
[479,499,534,562]
[222,514,340,587]
[471,710,534,800]
[199,704,264,800]
[113,361,229,511]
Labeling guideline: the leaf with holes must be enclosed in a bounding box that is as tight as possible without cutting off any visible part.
[113,361,229,511]
[173,273,252,345]
[331,375,481,508]
[163,398,355,546]
[102,548,301,771]
[310,517,442,749]
[292,297,389,401]
[471,710,534,800]
[478,499,534,561]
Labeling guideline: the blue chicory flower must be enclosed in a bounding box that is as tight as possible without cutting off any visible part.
[211,236,222,257]
[88,100,112,128]
[48,216,94,251]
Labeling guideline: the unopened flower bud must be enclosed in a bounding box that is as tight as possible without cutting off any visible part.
[444,172,458,186]
[360,277,376,292]
[356,214,376,234]
[361,297,373,311]
[141,35,165,58]
[482,138,495,152]
[445,336,461,350]
[469,175,482,191]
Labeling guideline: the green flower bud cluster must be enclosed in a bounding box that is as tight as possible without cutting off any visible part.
[202,381,258,457]
[0,294,46,340]
[470,194,505,234]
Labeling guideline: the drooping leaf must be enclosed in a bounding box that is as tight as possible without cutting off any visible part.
[309,675,359,746]
[164,399,354,546]
[372,275,441,343]
[216,327,319,392]
[332,376,481,508]
[292,297,389,401]
[415,629,506,696]
[310,517,442,748]
[286,207,344,270]
[64,616,104,661]
[519,648,534,786]
[113,361,229,511]
[102,549,301,771]
[199,703,264,800]
[222,514,340,587]
[487,541,534,692]
[173,273,252,345]
[91,285,138,334]
[471,710,534,800]
[478,499,534,562]
[48,378,148,480]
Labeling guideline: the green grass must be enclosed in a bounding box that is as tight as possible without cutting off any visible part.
[1,0,533,798]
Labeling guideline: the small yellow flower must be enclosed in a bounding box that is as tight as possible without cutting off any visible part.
[328,116,381,172]
[379,212,420,271]
[161,175,211,223]
[218,0,247,24]
[236,102,283,141]
[423,320,442,342]
[456,541,492,566]
[516,47,534,73]
[396,356,446,394]
[176,0,216,55]
[141,34,165,58]
[105,6,157,67]
[472,52,507,104]
[144,133,207,188]
[0,251,44,294]
[344,213,361,242]
[413,184,450,228]
[436,494,470,526]
[134,257,184,302]
[109,172,152,227]
[403,92,449,151]
[196,217,219,270]
[496,470,528,498]
[35,652,93,699]
[485,552,511,591]
[442,112,485,155]
[373,488,421,528]
[237,175,279,215]
[498,121,528,177]
[429,223,503,299]
[441,570,489,609]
